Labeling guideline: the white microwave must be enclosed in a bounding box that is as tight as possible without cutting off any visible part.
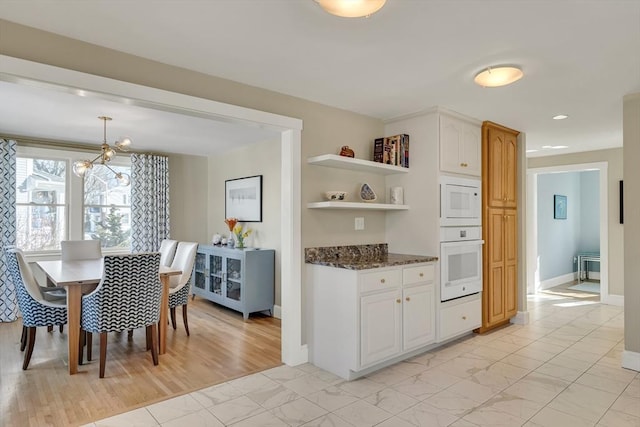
[440,176,481,226]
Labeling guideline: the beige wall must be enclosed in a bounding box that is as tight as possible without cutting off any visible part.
[168,153,209,244]
[528,148,624,296]
[207,139,283,306]
[623,94,640,355]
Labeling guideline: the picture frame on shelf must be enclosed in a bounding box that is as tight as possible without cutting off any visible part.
[554,194,567,220]
[225,175,263,222]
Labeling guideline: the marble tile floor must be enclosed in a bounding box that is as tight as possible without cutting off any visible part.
[84,290,638,427]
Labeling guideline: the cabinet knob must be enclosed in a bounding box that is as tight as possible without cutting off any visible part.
[419,272,424,277]
[460,162,465,167]
[462,316,467,320]
[406,297,411,302]
[396,299,401,304]
[380,278,386,284]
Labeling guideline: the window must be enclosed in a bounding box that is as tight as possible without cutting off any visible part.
[15,157,67,251]
[16,146,131,253]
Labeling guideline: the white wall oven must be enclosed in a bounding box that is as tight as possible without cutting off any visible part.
[440,176,481,226]
[440,226,483,302]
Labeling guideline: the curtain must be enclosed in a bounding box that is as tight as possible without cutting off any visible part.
[0,139,18,322]
[130,154,170,253]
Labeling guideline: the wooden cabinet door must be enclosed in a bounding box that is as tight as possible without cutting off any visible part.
[461,123,481,176]
[504,209,518,317]
[361,289,402,367]
[504,132,518,209]
[402,284,435,350]
[485,208,506,326]
[486,127,506,208]
[440,115,464,174]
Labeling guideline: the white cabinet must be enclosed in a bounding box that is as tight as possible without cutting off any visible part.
[440,114,481,176]
[438,295,481,341]
[310,262,436,379]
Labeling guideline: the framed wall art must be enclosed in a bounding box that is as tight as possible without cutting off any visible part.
[225,175,263,222]
[554,194,567,220]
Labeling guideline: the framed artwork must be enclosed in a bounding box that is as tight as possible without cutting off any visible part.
[225,175,262,222]
[554,194,567,219]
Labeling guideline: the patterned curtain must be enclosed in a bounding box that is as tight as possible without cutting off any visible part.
[130,154,170,253]
[0,139,18,322]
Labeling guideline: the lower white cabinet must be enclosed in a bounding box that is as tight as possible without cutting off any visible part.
[309,262,436,380]
[438,294,482,341]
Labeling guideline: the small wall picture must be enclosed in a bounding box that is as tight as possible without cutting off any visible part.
[554,194,567,219]
[225,175,262,222]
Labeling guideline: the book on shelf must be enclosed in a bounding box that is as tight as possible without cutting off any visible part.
[373,138,384,163]
[374,134,409,167]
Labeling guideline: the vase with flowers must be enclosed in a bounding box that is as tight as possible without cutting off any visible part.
[224,217,238,247]
[232,224,252,249]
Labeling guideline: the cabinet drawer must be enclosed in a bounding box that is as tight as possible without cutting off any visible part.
[403,264,434,286]
[439,298,481,341]
[360,269,401,293]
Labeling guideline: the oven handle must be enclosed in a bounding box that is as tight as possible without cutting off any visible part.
[441,239,485,247]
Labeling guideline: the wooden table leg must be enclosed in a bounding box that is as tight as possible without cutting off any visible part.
[66,285,82,374]
[158,275,169,355]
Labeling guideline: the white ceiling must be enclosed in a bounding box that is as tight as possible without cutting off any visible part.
[1,0,639,157]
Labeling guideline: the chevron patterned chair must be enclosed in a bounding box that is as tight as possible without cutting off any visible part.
[168,242,198,336]
[80,253,162,378]
[4,246,68,370]
[159,239,178,267]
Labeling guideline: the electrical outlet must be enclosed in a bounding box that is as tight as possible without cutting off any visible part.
[355,217,365,230]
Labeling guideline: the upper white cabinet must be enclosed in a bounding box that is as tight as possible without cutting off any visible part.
[439,114,481,176]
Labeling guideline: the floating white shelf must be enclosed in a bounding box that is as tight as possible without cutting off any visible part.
[307,201,410,211]
[307,154,409,175]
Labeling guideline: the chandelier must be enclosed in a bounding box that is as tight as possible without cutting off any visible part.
[72,116,132,186]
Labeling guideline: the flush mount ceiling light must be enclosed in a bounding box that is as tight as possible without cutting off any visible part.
[315,0,386,17]
[474,65,523,88]
[72,116,132,186]
[553,114,569,120]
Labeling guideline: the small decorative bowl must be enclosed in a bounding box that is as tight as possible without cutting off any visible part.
[324,191,347,201]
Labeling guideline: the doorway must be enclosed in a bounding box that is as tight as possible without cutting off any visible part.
[526,162,610,303]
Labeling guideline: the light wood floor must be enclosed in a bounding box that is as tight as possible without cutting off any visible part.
[0,298,281,427]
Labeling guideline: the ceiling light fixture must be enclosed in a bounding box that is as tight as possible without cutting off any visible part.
[553,114,569,120]
[315,0,386,18]
[474,65,523,88]
[72,116,132,186]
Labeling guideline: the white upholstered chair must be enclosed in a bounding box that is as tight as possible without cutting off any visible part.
[159,239,178,267]
[168,242,198,335]
[61,240,102,261]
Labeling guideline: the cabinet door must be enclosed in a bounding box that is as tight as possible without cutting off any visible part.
[486,127,506,208]
[193,251,208,296]
[461,123,481,176]
[403,284,435,350]
[225,255,243,305]
[210,253,224,298]
[503,132,518,209]
[485,208,506,326]
[440,115,464,174]
[361,290,402,367]
[504,209,518,317]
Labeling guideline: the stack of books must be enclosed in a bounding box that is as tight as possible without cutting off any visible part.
[373,134,409,168]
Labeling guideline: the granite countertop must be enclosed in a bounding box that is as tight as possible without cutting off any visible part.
[305,244,437,270]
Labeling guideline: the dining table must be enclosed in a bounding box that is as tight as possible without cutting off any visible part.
[36,258,181,375]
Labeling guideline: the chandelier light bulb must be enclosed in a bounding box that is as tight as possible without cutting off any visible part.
[116,172,131,186]
[116,136,132,151]
[73,160,92,177]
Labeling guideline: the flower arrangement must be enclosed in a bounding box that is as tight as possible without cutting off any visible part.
[224,217,238,232]
[232,224,252,249]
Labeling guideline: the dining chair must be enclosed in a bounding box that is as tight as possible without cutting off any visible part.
[168,242,198,336]
[80,253,162,378]
[61,239,102,261]
[159,239,178,267]
[4,247,68,370]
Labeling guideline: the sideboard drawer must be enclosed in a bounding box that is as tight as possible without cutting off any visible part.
[360,269,401,293]
[439,298,481,341]
[403,264,434,286]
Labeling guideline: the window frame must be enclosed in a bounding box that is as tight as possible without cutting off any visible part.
[16,145,131,257]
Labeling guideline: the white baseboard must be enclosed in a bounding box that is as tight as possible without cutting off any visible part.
[622,350,640,372]
[539,273,575,290]
[511,311,530,325]
[602,294,624,307]
[273,305,282,319]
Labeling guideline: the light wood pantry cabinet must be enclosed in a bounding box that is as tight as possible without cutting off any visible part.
[440,113,481,176]
[310,262,436,380]
[479,121,520,333]
[192,245,275,320]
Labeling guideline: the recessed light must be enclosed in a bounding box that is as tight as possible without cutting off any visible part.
[553,114,569,120]
[474,66,523,88]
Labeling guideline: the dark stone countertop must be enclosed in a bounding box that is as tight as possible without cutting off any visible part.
[305,244,437,270]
